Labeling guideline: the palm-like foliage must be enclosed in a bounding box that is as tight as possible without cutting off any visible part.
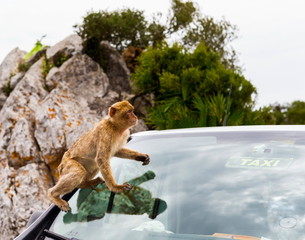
[147,93,244,130]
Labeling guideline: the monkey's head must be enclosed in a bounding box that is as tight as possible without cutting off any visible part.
[108,101,138,128]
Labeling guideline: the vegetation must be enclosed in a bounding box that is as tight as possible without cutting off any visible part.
[132,42,256,129]
[249,101,305,125]
[75,0,305,128]
[74,9,153,65]
[2,73,17,97]
[17,61,33,72]
[2,81,13,97]
[41,51,70,79]
[75,0,238,67]
[41,52,70,92]
[41,57,53,79]
[24,37,47,61]
[76,9,152,52]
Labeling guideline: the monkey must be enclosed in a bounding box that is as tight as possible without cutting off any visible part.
[48,101,150,212]
[122,46,142,73]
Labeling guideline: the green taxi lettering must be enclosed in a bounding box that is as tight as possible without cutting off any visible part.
[239,159,281,167]
[261,160,273,167]
[248,160,260,166]
[240,159,252,166]
[272,160,280,167]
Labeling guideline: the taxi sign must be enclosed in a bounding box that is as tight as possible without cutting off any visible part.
[226,157,293,169]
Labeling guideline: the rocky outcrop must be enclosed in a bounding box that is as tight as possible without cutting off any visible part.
[0,48,27,109]
[46,34,82,60]
[100,41,131,93]
[46,54,109,101]
[0,34,148,240]
[0,162,52,238]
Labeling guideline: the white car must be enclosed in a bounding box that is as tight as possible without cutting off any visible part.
[16,125,305,240]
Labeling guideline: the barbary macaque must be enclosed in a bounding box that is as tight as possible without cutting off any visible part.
[48,101,150,212]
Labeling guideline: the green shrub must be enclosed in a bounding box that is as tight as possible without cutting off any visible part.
[2,81,13,97]
[132,42,256,129]
[17,62,32,72]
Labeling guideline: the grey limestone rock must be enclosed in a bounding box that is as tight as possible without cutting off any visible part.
[0,48,27,109]
[46,34,83,60]
[100,41,131,93]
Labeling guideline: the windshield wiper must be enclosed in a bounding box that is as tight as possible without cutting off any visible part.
[42,229,80,240]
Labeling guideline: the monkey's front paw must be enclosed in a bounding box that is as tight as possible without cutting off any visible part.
[59,202,71,212]
[136,154,150,165]
[112,183,133,192]
[142,157,150,165]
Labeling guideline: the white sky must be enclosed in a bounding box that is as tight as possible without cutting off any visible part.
[1,0,305,108]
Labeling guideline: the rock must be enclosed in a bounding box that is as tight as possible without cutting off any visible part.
[100,41,131,93]
[0,48,27,109]
[46,34,83,61]
[0,161,52,240]
[6,113,40,168]
[9,72,25,89]
[0,48,27,85]
[89,90,121,116]
[45,54,109,102]
[130,93,155,119]
[0,59,48,162]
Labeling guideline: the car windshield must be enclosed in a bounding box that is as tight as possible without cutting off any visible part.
[49,129,305,240]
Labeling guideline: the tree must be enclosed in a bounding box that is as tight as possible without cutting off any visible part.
[74,9,159,64]
[286,101,305,124]
[245,106,276,125]
[75,9,150,52]
[75,0,239,70]
[246,101,305,125]
[167,0,197,33]
[182,17,238,70]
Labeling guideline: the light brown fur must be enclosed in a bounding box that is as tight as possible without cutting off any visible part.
[48,101,150,211]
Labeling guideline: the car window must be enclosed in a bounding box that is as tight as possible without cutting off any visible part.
[49,131,305,240]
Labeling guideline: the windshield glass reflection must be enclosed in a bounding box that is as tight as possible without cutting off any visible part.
[63,170,167,223]
[50,131,305,240]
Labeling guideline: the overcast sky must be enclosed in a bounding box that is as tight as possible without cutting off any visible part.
[1,0,305,108]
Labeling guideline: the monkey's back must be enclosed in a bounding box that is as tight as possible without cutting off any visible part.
[67,123,101,160]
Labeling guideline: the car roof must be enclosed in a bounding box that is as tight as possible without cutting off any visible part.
[132,125,305,137]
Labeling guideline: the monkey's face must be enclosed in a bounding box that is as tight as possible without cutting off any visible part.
[125,109,138,126]
[109,101,138,128]
[112,109,137,128]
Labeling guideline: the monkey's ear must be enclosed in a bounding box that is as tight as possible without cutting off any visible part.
[109,107,116,117]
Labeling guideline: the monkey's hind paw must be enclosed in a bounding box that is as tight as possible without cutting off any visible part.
[112,183,133,192]
[123,183,133,191]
